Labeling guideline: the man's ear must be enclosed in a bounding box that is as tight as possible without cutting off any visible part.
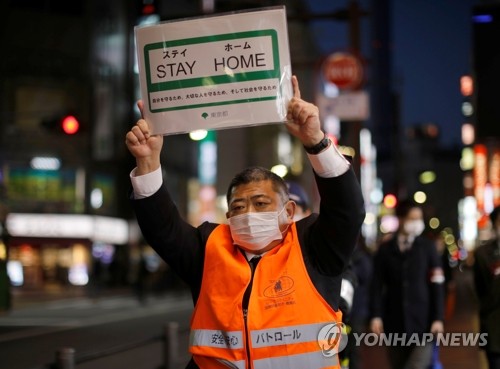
[286,201,296,222]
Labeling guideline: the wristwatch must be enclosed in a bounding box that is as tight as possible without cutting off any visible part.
[304,134,330,155]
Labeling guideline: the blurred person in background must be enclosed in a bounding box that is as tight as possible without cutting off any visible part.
[286,181,312,221]
[369,199,445,369]
[473,205,500,369]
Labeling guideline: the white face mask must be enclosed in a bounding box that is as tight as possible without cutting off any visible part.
[228,207,288,251]
[404,219,425,237]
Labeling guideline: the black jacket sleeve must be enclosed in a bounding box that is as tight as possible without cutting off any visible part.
[303,167,365,276]
[294,166,365,312]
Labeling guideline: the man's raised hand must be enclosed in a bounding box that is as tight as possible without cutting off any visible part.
[285,75,324,148]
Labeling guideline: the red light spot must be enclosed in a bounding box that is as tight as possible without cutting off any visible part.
[142,4,156,15]
[62,115,79,135]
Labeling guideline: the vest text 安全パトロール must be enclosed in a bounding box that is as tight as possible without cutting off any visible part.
[189,222,343,369]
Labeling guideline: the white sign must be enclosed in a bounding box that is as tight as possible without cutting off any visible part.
[316,90,370,121]
[135,7,293,135]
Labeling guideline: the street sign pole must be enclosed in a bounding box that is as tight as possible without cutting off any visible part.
[318,0,368,179]
[346,0,363,180]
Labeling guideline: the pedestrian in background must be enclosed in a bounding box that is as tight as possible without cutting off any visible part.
[126,76,365,369]
[369,199,445,369]
[473,205,500,369]
[286,181,312,221]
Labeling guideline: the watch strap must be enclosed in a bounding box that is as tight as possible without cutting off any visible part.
[304,134,330,155]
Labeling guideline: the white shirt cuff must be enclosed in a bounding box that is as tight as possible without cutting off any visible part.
[130,166,163,199]
[307,143,350,178]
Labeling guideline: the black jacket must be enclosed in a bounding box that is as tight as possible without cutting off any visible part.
[132,169,365,368]
[370,235,445,335]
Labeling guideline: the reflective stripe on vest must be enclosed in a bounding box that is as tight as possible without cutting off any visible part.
[211,351,339,369]
[191,323,332,350]
[253,350,339,369]
[190,329,244,349]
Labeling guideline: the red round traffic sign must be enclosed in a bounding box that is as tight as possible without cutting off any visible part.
[323,52,364,90]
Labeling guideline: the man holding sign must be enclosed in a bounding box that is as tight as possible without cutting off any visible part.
[126,76,365,369]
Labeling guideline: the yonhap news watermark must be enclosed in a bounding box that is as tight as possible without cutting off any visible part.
[316,323,488,357]
[351,332,488,348]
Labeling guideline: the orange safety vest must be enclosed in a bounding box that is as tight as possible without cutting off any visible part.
[189,222,343,369]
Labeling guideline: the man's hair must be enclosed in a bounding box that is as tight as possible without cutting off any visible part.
[490,206,500,225]
[395,198,421,218]
[226,166,289,204]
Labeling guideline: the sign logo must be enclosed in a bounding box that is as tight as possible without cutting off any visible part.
[317,322,348,357]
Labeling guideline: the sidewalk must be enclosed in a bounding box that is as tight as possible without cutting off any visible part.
[6,284,139,310]
[0,285,193,345]
[438,267,488,369]
[358,267,488,369]
[0,287,194,369]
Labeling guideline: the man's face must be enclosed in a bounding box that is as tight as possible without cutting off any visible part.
[226,179,295,232]
[400,207,424,237]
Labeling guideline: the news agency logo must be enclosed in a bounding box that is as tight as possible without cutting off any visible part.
[352,332,488,347]
[317,322,349,357]
[317,324,488,357]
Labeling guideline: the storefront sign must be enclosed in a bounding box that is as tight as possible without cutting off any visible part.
[473,144,488,228]
[6,214,129,245]
[490,148,500,207]
[135,7,293,135]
